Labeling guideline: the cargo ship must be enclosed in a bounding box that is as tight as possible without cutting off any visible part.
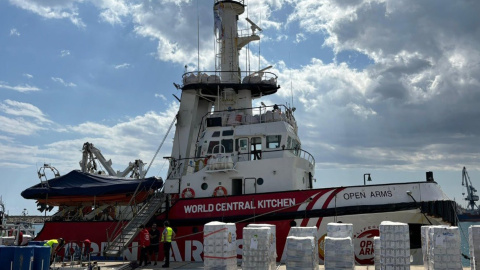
[23,0,457,265]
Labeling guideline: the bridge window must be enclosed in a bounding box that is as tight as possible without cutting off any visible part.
[207,141,219,153]
[221,139,234,153]
[266,135,281,149]
[222,130,234,136]
[291,139,300,155]
[212,131,221,137]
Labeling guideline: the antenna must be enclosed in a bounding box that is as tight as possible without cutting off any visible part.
[246,18,262,34]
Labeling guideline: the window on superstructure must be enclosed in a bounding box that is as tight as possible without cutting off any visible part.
[266,135,281,149]
[236,138,248,151]
[251,137,262,160]
[221,139,234,153]
[207,141,220,153]
[287,136,292,149]
[212,131,221,137]
[291,139,300,155]
[222,130,234,136]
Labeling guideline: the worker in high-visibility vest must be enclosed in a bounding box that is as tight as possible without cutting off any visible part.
[161,220,176,268]
[44,238,65,266]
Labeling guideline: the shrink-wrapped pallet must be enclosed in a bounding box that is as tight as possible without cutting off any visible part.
[374,236,381,270]
[427,226,462,270]
[324,236,354,270]
[247,224,276,269]
[242,227,274,270]
[470,225,480,270]
[286,226,319,265]
[379,221,410,270]
[327,223,353,239]
[203,221,237,270]
[286,236,319,270]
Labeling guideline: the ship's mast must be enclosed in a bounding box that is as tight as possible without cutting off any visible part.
[167,0,278,178]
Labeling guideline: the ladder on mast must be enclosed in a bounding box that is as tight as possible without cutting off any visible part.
[103,193,166,257]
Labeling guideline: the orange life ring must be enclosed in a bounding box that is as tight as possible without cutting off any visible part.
[213,186,227,197]
[181,188,195,198]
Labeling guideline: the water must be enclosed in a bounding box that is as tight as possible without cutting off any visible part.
[460,221,477,267]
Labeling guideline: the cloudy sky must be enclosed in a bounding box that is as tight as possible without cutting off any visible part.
[1,0,480,215]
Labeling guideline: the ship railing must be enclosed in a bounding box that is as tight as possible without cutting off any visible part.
[104,179,163,254]
[181,70,277,86]
[214,0,244,4]
[198,105,298,135]
[166,147,315,178]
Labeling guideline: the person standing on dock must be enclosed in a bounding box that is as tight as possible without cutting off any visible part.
[149,222,160,265]
[161,220,175,268]
[138,224,150,266]
[44,238,65,266]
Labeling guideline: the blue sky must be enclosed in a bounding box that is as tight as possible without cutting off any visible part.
[1,0,480,215]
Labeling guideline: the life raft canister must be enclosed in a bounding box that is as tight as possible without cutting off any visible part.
[181,187,195,198]
[213,186,227,197]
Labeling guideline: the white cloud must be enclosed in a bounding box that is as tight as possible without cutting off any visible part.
[294,33,306,44]
[61,50,71,57]
[114,63,130,69]
[0,115,46,135]
[0,99,52,124]
[23,73,33,79]
[155,94,167,101]
[51,77,77,87]
[10,28,20,36]
[0,82,40,92]
[9,0,86,28]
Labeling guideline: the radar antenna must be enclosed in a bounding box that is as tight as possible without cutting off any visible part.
[246,18,262,34]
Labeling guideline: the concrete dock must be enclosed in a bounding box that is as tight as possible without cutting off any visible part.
[52,261,472,269]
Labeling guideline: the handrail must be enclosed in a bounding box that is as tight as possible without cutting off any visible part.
[104,178,161,252]
[167,147,315,178]
[181,70,277,86]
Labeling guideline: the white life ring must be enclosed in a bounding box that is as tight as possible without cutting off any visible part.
[213,186,227,197]
[181,188,195,198]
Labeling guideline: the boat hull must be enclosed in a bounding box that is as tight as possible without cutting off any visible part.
[35,182,455,265]
[34,191,151,206]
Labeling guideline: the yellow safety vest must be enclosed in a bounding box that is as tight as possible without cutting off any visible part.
[44,239,58,248]
[161,227,173,242]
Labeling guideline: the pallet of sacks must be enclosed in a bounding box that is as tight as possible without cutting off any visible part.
[324,223,354,270]
[285,236,318,270]
[246,224,276,270]
[421,225,462,270]
[242,226,275,270]
[379,221,410,270]
[470,225,480,270]
[203,221,237,270]
[284,226,319,270]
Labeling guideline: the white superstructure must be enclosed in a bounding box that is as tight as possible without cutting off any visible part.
[164,0,314,199]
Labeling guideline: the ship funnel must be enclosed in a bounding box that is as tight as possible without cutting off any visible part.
[426,171,434,182]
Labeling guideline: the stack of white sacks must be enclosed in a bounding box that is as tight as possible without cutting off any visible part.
[203,221,237,270]
[246,224,276,270]
[324,223,354,270]
[285,236,318,270]
[470,225,480,270]
[242,226,274,270]
[378,221,410,270]
[374,236,381,270]
[286,226,319,270]
[422,226,462,270]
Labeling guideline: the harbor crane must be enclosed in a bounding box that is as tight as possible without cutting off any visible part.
[462,166,479,211]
